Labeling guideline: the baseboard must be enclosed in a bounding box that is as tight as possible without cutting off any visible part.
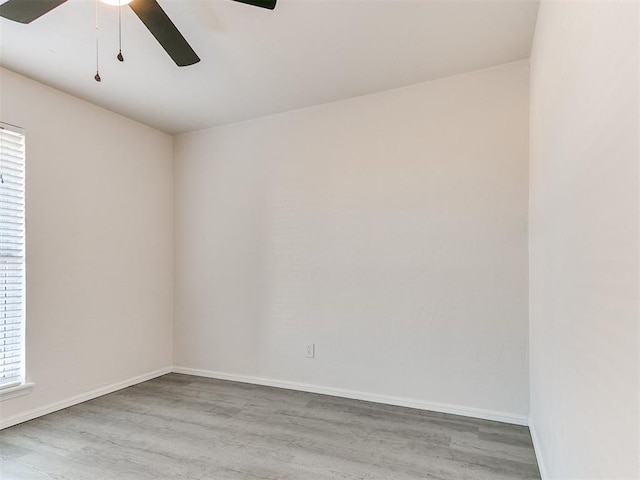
[0,366,530,430]
[528,418,549,479]
[172,366,529,426]
[0,367,172,430]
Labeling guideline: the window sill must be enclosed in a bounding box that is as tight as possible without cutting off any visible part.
[0,383,34,402]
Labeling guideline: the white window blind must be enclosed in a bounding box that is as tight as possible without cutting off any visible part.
[0,123,25,390]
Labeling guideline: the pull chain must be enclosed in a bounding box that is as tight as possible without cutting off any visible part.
[94,0,101,82]
[117,2,124,62]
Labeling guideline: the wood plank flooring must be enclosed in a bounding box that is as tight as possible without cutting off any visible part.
[0,374,541,479]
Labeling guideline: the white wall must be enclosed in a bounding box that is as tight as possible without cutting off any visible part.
[529,1,640,478]
[0,68,174,424]
[174,61,530,418]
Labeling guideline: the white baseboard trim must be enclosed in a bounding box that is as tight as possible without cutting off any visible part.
[528,419,549,479]
[0,366,531,430]
[0,367,172,430]
[172,366,529,426]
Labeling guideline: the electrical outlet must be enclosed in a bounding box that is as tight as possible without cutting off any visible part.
[305,343,315,359]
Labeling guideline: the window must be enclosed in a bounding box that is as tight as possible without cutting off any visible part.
[0,123,25,392]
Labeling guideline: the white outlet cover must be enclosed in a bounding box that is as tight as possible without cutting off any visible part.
[305,343,315,358]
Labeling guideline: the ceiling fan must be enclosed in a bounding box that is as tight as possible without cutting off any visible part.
[0,0,277,67]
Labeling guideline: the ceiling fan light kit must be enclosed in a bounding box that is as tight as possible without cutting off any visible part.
[0,0,277,80]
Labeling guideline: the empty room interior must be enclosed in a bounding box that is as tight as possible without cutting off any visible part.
[0,0,638,478]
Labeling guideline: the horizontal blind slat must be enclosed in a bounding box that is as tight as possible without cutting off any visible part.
[0,344,21,353]
[2,342,22,356]
[0,345,22,363]
[0,358,22,367]
[0,140,24,149]
[0,357,22,364]
[0,376,21,384]
[0,187,25,196]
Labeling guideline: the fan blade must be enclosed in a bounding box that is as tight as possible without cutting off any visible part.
[128,0,200,67]
[0,0,68,24]
[231,0,277,10]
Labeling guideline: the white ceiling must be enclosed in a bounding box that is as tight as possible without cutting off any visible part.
[0,0,539,134]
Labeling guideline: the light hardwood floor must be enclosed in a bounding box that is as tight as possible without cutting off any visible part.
[0,374,541,479]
